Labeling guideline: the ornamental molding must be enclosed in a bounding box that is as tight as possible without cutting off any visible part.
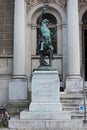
[26,0,66,12]
[79,0,87,7]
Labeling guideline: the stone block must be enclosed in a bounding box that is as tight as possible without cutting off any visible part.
[20,111,71,120]
[5,3,14,10]
[0,33,4,39]
[66,77,83,93]
[0,17,4,25]
[29,103,62,112]
[5,17,14,24]
[9,118,83,129]
[0,4,4,10]
[9,79,27,101]
[5,33,13,39]
[9,118,46,129]
[0,58,12,74]
[30,71,62,112]
[0,25,13,33]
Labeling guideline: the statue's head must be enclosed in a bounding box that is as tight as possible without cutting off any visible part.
[42,19,49,26]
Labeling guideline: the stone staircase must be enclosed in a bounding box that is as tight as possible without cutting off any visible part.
[7,92,87,130]
[7,87,87,130]
[7,93,87,120]
[60,92,87,119]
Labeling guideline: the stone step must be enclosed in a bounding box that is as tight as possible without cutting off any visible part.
[20,110,71,120]
[60,92,86,119]
[62,106,79,111]
[61,102,82,106]
[9,116,83,129]
[3,127,87,130]
[62,104,87,109]
[60,92,83,98]
[61,99,84,102]
[60,98,84,102]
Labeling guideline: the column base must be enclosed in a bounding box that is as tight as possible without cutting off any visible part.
[9,78,27,101]
[66,76,83,93]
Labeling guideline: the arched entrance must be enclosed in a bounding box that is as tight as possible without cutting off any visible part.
[82,10,87,80]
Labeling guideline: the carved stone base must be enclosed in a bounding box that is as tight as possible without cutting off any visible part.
[9,78,27,101]
[66,76,83,93]
[30,70,62,112]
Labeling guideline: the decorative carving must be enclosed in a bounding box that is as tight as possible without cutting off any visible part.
[26,0,66,12]
[79,0,87,3]
[55,0,66,9]
[79,0,87,7]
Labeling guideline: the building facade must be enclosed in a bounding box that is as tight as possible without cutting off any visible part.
[0,0,87,105]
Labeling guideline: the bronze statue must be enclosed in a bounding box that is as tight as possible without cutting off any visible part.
[36,6,54,66]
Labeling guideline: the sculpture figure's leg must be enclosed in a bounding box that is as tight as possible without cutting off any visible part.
[40,52,49,66]
[48,49,51,66]
[40,52,44,66]
[49,48,54,66]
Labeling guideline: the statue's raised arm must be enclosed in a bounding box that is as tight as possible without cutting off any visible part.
[39,6,47,25]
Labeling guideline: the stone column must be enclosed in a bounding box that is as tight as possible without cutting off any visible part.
[79,22,83,75]
[66,0,83,92]
[9,0,27,101]
[31,25,37,55]
[57,24,62,55]
[13,0,25,77]
[62,23,67,85]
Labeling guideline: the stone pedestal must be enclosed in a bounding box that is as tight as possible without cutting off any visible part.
[9,70,71,129]
[9,78,27,101]
[66,76,83,93]
[20,71,70,120]
[29,71,62,112]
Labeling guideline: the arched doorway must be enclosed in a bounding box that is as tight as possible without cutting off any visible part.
[82,10,87,80]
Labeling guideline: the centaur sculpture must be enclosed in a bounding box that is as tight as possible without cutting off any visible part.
[36,6,54,66]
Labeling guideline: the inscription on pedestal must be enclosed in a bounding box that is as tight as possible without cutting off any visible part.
[32,80,59,103]
[32,71,60,103]
[29,71,62,112]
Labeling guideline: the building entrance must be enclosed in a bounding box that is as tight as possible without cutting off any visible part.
[82,11,87,81]
[83,28,87,80]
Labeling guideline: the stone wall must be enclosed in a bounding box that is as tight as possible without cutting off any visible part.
[0,0,14,106]
[0,0,14,55]
[0,0,14,74]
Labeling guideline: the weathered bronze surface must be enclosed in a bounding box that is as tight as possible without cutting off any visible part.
[36,6,54,67]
